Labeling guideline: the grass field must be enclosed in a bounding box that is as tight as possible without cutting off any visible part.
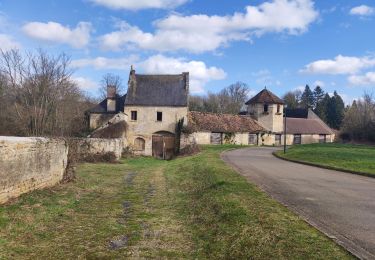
[0,145,352,259]
[276,143,375,176]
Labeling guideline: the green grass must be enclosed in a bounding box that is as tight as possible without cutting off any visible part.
[0,145,352,259]
[276,143,375,176]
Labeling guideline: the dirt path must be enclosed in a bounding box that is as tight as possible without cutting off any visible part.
[127,167,192,258]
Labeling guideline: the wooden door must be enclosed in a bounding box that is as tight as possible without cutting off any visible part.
[152,135,175,160]
[210,132,222,145]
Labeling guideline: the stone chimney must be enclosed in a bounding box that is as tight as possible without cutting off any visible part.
[107,85,116,112]
[183,72,189,93]
[128,65,137,97]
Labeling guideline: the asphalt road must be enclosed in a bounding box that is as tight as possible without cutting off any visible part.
[222,147,375,259]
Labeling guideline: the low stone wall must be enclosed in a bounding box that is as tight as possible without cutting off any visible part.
[70,138,123,160]
[0,136,124,204]
[0,136,68,204]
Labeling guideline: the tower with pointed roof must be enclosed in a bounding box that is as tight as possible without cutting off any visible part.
[245,88,284,133]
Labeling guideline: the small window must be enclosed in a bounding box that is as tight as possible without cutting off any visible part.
[319,134,326,143]
[157,112,162,122]
[277,104,281,114]
[264,104,269,113]
[131,111,137,121]
[134,137,145,151]
[293,134,301,145]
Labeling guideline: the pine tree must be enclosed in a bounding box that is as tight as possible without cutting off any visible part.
[300,85,314,109]
[313,86,326,120]
[325,91,345,129]
[333,91,345,128]
[313,86,325,109]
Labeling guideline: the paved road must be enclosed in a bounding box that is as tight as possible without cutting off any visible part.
[222,147,375,259]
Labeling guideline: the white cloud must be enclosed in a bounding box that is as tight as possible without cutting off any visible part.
[73,77,99,90]
[22,21,92,48]
[301,55,375,75]
[89,0,188,10]
[348,72,375,86]
[71,54,226,93]
[349,5,374,16]
[100,0,318,53]
[138,55,226,93]
[0,34,20,51]
[71,55,139,70]
[313,80,325,87]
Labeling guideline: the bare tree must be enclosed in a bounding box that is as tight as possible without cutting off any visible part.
[0,49,93,137]
[218,82,249,114]
[283,90,302,109]
[188,82,249,114]
[342,93,375,142]
[99,73,123,99]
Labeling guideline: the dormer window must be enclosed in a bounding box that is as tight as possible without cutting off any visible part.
[264,104,269,113]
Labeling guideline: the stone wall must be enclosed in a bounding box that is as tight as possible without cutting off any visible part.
[124,105,188,156]
[0,136,124,204]
[0,137,68,204]
[248,103,284,133]
[183,132,335,147]
[182,132,250,146]
[70,138,123,160]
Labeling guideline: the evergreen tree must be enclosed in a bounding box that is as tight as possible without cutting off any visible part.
[300,85,314,109]
[319,93,331,123]
[313,86,325,109]
[325,91,345,129]
[333,91,345,128]
[313,85,326,120]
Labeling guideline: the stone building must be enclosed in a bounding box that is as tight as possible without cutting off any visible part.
[88,67,188,157]
[184,111,264,145]
[244,88,335,146]
[88,87,126,129]
[87,68,335,157]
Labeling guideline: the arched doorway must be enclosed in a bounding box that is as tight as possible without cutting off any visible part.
[134,137,145,151]
[152,131,175,160]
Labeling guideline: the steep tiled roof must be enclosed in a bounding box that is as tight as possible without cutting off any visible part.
[286,118,334,134]
[188,111,265,133]
[125,73,188,107]
[87,94,126,114]
[245,88,284,105]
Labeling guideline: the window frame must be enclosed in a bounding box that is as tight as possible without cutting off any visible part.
[263,104,269,113]
[156,111,163,122]
[293,134,302,145]
[131,110,137,121]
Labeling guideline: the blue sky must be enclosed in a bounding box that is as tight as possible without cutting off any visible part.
[0,0,375,103]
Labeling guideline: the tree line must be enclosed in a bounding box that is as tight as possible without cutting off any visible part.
[189,82,249,114]
[341,94,375,143]
[0,49,95,137]
[283,85,345,129]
